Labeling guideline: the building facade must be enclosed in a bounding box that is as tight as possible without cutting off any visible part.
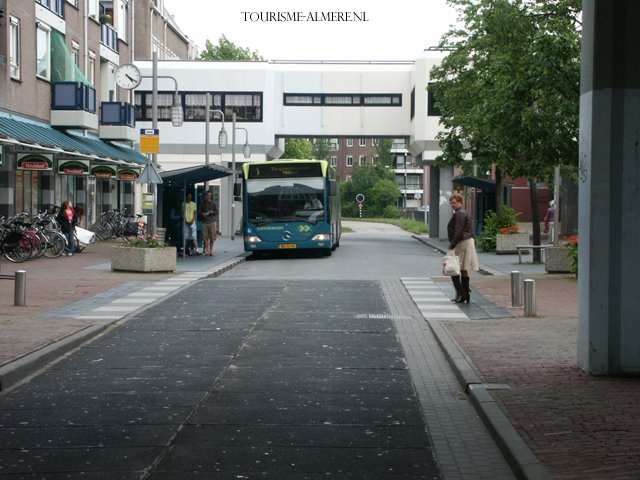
[0,0,191,226]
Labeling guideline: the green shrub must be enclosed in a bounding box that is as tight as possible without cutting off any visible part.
[478,206,521,252]
[381,205,400,218]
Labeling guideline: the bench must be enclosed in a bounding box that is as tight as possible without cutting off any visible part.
[516,245,548,264]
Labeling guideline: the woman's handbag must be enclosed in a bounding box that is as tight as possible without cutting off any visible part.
[442,251,461,276]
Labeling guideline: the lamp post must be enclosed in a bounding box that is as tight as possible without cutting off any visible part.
[204,95,228,183]
[147,51,184,236]
[230,111,251,240]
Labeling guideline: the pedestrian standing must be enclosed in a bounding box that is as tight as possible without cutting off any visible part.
[447,194,479,303]
[182,193,199,255]
[198,190,218,256]
[57,200,78,256]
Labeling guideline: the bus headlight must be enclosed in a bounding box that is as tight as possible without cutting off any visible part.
[312,233,331,241]
[245,235,262,243]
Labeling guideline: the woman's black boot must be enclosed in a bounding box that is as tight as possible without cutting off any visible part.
[451,275,463,302]
[460,276,471,303]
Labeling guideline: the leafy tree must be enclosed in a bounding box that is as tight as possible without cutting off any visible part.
[430,0,581,260]
[375,139,395,168]
[340,164,400,217]
[283,138,313,159]
[199,35,264,61]
[311,138,333,161]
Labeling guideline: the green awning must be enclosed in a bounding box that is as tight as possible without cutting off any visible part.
[0,114,146,166]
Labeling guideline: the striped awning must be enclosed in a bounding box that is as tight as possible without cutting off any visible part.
[0,114,147,166]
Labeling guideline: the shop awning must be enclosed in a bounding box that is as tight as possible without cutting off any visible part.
[0,114,146,166]
[159,164,233,187]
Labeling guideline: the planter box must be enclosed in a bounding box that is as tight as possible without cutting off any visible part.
[545,246,572,273]
[111,246,176,272]
[496,233,529,254]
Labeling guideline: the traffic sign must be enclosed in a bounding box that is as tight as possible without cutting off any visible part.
[140,129,160,153]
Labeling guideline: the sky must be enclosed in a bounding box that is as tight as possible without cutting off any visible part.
[161,0,459,61]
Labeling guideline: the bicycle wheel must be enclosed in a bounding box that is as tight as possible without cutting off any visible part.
[94,222,113,241]
[2,232,33,263]
[26,229,47,259]
[73,233,85,253]
[44,231,66,258]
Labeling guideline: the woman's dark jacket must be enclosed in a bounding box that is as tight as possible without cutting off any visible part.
[56,210,77,233]
[447,208,473,250]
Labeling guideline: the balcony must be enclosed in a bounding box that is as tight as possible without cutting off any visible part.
[101,22,119,53]
[50,82,98,130]
[36,0,64,18]
[99,102,137,141]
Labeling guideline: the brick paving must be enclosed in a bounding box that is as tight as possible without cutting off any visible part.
[445,275,640,480]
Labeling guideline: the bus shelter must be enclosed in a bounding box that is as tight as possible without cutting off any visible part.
[159,164,233,256]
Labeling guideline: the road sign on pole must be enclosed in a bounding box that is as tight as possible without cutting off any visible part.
[140,129,160,153]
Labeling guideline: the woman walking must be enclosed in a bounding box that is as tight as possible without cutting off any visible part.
[57,200,78,256]
[447,194,479,303]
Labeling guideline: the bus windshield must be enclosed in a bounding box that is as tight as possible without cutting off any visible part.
[247,177,325,224]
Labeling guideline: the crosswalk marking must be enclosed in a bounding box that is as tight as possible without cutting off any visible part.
[401,278,469,321]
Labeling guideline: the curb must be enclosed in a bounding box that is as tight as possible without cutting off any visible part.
[425,317,552,480]
[0,254,248,393]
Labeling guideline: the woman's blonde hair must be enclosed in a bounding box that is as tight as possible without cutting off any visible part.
[449,193,463,203]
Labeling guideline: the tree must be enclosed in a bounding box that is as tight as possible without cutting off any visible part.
[375,139,395,168]
[311,138,333,161]
[340,164,400,217]
[430,0,581,260]
[283,138,313,159]
[199,35,265,61]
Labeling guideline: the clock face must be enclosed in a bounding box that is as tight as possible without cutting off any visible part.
[115,63,141,89]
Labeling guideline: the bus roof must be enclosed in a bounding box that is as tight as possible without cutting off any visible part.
[243,159,329,178]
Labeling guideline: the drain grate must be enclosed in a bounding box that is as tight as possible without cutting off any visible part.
[354,313,415,320]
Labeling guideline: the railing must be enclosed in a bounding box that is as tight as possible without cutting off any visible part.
[100,102,136,127]
[35,0,64,17]
[51,82,97,113]
[100,22,119,53]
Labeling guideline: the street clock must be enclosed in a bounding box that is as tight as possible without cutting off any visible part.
[115,63,141,89]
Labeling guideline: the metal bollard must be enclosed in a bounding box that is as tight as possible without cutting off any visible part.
[524,279,536,317]
[511,271,522,307]
[14,270,27,306]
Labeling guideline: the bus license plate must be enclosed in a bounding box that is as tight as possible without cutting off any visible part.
[279,244,297,249]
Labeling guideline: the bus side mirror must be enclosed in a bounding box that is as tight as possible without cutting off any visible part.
[329,180,337,196]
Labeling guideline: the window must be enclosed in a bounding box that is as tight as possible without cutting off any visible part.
[36,0,64,17]
[225,93,262,121]
[9,17,21,80]
[135,92,259,122]
[346,155,353,167]
[324,95,360,105]
[372,155,379,164]
[373,138,379,146]
[284,93,401,107]
[329,138,339,150]
[36,23,51,80]
[330,156,337,167]
[66,0,78,6]
[410,87,416,119]
[359,138,366,147]
[346,138,353,147]
[71,41,80,68]
[87,51,96,85]
[359,155,366,166]
[117,0,128,43]
[427,83,441,117]
[283,94,321,105]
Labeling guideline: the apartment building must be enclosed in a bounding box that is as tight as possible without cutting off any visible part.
[0,0,191,225]
[327,137,426,210]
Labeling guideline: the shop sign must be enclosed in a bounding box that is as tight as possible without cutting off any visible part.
[117,167,140,181]
[57,159,90,175]
[17,153,53,171]
[91,164,117,179]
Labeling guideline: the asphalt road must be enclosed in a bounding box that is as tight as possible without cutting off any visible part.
[0,222,511,479]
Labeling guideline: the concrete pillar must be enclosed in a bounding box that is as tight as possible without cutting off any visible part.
[438,165,454,240]
[578,0,640,374]
[428,166,440,238]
